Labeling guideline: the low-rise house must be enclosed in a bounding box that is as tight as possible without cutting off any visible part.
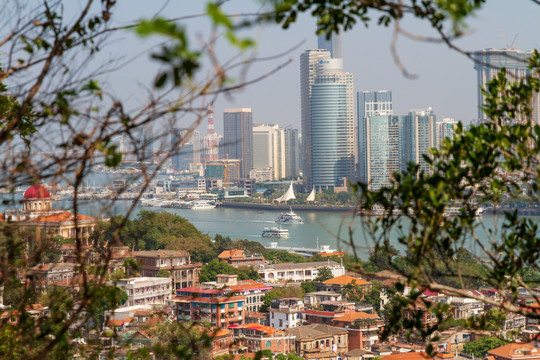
[344,349,377,360]
[218,249,266,267]
[285,324,348,356]
[403,297,439,329]
[258,261,345,283]
[269,297,304,330]
[487,343,540,360]
[232,323,294,354]
[304,291,343,307]
[29,263,76,284]
[206,328,234,358]
[116,277,172,307]
[332,312,381,350]
[303,301,356,325]
[174,287,246,328]
[135,250,202,290]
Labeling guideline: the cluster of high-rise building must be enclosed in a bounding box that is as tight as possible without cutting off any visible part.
[135,37,539,193]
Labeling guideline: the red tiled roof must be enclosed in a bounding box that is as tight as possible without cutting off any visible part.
[174,295,245,304]
[177,287,222,295]
[323,275,371,286]
[229,281,272,292]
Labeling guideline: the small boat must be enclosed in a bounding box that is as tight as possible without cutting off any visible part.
[276,208,303,224]
[262,227,290,238]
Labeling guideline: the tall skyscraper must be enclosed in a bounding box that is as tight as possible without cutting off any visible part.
[436,118,458,150]
[318,31,343,59]
[137,123,153,162]
[405,108,436,174]
[364,115,402,191]
[171,128,200,171]
[473,48,540,123]
[253,124,286,181]
[284,128,300,179]
[357,90,393,182]
[310,58,355,190]
[300,49,331,186]
[223,108,253,178]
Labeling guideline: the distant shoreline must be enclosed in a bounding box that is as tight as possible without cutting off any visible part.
[218,202,357,212]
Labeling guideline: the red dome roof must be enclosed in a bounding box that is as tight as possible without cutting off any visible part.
[23,185,51,199]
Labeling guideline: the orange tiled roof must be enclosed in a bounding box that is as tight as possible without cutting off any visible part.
[488,343,540,359]
[32,212,95,222]
[237,323,282,335]
[323,275,371,286]
[382,352,432,360]
[334,311,379,323]
[107,319,125,327]
[218,249,244,259]
[210,329,231,338]
[234,354,257,360]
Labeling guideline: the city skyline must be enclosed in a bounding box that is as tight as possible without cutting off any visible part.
[107,1,540,135]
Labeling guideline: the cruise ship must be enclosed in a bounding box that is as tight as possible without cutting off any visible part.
[276,208,303,224]
[261,227,290,238]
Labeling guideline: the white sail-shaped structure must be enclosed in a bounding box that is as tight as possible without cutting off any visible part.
[305,187,316,202]
[274,181,296,203]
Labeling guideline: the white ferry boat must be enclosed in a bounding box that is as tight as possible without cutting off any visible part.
[262,227,290,238]
[191,201,216,210]
[276,208,303,224]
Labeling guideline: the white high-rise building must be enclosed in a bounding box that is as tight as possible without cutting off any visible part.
[253,124,286,181]
[436,118,458,150]
[473,48,540,123]
[300,49,331,187]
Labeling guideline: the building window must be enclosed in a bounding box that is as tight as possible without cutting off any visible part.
[279,319,283,327]
[229,303,234,308]
[266,341,271,348]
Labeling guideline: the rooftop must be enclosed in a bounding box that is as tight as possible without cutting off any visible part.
[135,249,189,258]
[323,275,370,286]
[261,261,341,271]
[488,343,540,359]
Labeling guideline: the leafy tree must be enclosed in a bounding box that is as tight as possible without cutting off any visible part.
[198,259,238,283]
[198,259,260,283]
[156,269,171,278]
[314,266,334,282]
[301,281,316,294]
[463,337,510,358]
[264,249,306,263]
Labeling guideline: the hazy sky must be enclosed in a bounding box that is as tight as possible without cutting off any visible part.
[105,0,540,135]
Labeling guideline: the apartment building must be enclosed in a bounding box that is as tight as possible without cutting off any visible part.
[174,287,245,328]
[116,277,172,307]
[135,250,202,290]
